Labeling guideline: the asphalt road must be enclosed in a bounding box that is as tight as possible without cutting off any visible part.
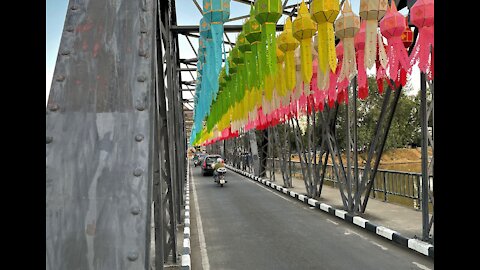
[189,164,434,270]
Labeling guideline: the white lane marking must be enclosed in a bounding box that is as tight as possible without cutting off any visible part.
[370,240,388,251]
[245,179,293,203]
[343,229,368,239]
[412,262,432,270]
[191,169,210,270]
[326,219,338,225]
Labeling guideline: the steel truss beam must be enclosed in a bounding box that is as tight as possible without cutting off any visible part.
[315,104,338,198]
[46,0,157,268]
[159,0,181,266]
[420,72,434,243]
[170,24,285,33]
[259,129,269,177]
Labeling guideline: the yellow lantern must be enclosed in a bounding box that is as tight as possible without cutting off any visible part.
[310,0,339,89]
[359,0,388,69]
[293,0,317,85]
[278,17,300,93]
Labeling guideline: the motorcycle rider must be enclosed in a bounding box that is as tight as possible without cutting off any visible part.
[213,158,225,182]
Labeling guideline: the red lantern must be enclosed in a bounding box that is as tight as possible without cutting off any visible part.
[409,0,434,79]
[355,21,369,99]
[380,1,410,85]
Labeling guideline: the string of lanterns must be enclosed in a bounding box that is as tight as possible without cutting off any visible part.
[190,0,434,146]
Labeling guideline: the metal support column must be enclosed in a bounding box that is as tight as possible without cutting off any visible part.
[420,72,434,242]
[46,0,156,268]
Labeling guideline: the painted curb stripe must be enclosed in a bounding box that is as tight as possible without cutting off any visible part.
[181,255,190,268]
[408,239,433,256]
[365,222,377,233]
[344,213,354,223]
[353,216,368,228]
[335,209,347,219]
[376,226,397,240]
[320,203,331,212]
[392,233,409,246]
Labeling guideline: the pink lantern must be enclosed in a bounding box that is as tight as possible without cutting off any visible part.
[409,0,434,79]
[374,30,390,93]
[379,1,410,86]
[335,42,349,105]
[355,21,369,99]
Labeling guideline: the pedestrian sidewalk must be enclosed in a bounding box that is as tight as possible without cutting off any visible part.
[267,171,433,240]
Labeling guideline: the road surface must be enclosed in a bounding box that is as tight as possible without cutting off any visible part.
[189,164,434,270]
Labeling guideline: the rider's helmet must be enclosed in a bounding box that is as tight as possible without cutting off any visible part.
[217,158,224,163]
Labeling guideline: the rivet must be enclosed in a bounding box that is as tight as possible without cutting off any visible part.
[133,167,144,177]
[71,5,78,10]
[135,102,146,111]
[61,50,71,56]
[66,26,74,32]
[137,75,146,82]
[139,50,147,57]
[131,207,141,215]
[46,136,53,144]
[135,134,144,142]
[56,75,65,82]
[48,104,59,112]
[127,251,138,261]
[140,29,147,34]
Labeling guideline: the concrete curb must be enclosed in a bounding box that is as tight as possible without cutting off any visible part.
[225,165,434,259]
[181,164,191,270]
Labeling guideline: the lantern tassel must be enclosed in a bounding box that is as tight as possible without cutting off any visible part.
[387,36,410,84]
[364,20,378,69]
[339,37,357,82]
[357,48,369,99]
[409,27,434,76]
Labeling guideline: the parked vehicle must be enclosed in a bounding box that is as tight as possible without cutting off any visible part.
[201,154,222,176]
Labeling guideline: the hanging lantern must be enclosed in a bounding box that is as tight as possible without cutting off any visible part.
[354,21,369,99]
[379,1,411,86]
[244,5,263,90]
[275,44,287,103]
[203,0,231,70]
[359,0,388,69]
[255,0,283,77]
[278,17,300,93]
[375,31,391,94]
[409,0,434,79]
[310,0,339,90]
[401,19,414,48]
[237,31,253,90]
[293,0,317,85]
[335,0,360,82]
[335,41,349,105]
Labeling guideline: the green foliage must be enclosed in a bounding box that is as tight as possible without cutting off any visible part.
[334,77,422,152]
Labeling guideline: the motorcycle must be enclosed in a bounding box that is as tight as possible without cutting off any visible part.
[214,167,227,187]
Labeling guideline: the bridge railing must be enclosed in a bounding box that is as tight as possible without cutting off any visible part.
[267,158,433,210]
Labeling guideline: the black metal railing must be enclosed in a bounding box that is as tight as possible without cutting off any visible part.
[267,158,433,210]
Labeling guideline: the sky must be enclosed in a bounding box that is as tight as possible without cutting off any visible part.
[46,0,418,105]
